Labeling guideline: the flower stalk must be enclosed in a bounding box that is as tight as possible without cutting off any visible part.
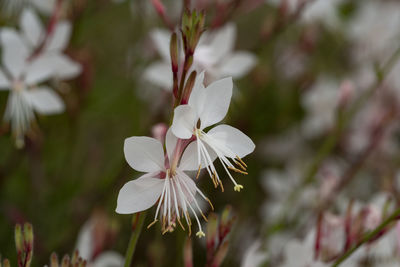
[124,212,147,267]
[331,207,400,267]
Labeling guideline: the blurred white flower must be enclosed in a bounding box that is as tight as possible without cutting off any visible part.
[241,240,268,267]
[0,8,81,146]
[144,23,257,90]
[301,0,343,28]
[281,230,328,267]
[116,130,212,237]
[1,0,55,16]
[301,78,339,138]
[75,220,124,267]
[348,0,400,62]
[171,72,255,192]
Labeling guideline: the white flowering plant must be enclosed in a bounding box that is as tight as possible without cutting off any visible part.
[1,1,400,267]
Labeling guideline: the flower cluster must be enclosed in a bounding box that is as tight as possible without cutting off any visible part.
[116,11,255,238]
[0,7,81,147]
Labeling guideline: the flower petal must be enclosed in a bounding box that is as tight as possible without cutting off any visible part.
[46,21,71,52]
[116,175,164,214]
[124,136,165,172]
[48,54,82,80]
[179,140,217,171]
[165,128,177,162]
[20,8,44,48]
[31,0,56,15]
[171,105,197,139]
[150,29,171,62]
[92,252,124,267]
[75,220,94,261]
[143,62,173,89]
[0,28,30,79]
[197,77,233,129]
[219,51,257,78]
[26,86,65,115]
[25,56,54,85]
[0,68,10,90]
[207,23,236,62]
[206,124,255,158]
[188,71,206,117]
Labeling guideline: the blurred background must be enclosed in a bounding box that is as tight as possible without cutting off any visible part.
[1,0,400,266]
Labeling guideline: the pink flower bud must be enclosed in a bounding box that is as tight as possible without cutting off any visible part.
[152,123,168,144]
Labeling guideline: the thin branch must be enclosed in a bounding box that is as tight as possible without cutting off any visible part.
[331,207,400,267]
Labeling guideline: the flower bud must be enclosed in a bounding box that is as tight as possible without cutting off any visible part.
[170,33,178,73]
[50,252,59,267]
[181,10,205,54]
[61,255,70,267]
[211,241,229,267]
[206,213,218,250]
[2,259,10,267]
[181,71,197,104]
[23,223,34,251]
[14,224,23,254]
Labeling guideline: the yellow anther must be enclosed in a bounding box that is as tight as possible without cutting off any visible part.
[219,180,225,192]
[235,156,247,168]
[234,159,247,171]
[177,217,185,231]
[196,231,205,238]
[234,184,244,192]
[196,164,202,179]
[206,198,214,211]
[228,166,248,175]
[147,219,158,229]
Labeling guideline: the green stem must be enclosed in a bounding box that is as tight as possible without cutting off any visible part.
[124,212,147,267]
[331,207,400,267]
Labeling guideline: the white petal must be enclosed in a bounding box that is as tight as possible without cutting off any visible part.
[150,29,171,62]
[207,23,236,62]
[48,54,82,79]
[179,141,217,171]
[219,52,257,78]
[165,128,177,162]
[0,28,30,79]
[25,56,54,85]
[197,77,233,129]
[206,124,255,158]
[143,62,173,89]
[124,136,165,172]
[171,105,197,139]
[116,175,164,214]
[75,221,94,261]
[188,72,207,118]
[0,69,10,90]
[46,21,71,52]
[31,0,56,15]
[20,8,44,48]
[92,252,124,267]
[26,86,65,115]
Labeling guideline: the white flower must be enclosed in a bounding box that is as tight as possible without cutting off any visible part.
[301,78,339,138]
[1,0,56,16]
[116,129,212,238]
[281,230,328,267]
[241,240,268,267]
[348,1,400,62]
[301,0,343,28]
[75,220,124,267]
[171,72,255,192]
[0,8,81,146]
[144,24,257,90]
